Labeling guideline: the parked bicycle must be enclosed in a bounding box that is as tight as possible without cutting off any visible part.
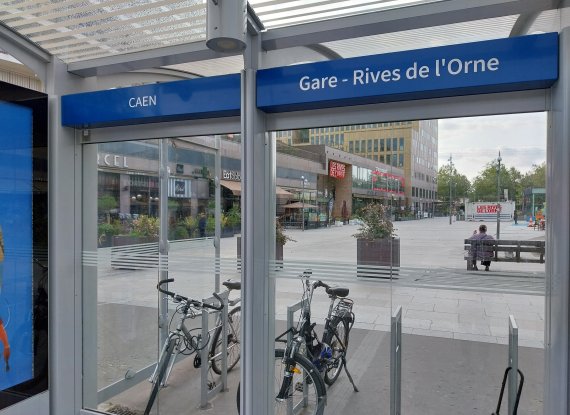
[144,279,223,415]
[209,279,241,375]
[237,270,358,415]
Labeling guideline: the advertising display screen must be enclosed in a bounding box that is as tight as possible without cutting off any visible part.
[0,101,34,390]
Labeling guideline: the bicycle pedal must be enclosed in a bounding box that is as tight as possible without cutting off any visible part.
[295,382,304,392]
[208,381,216,390]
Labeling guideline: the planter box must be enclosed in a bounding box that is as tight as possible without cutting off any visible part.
[357,237,400,278]
[237,236,283,270]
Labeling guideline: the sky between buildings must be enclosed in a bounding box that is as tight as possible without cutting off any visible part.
[438,112,547,181]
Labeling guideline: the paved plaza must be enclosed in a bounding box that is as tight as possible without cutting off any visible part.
[93,217,546,414]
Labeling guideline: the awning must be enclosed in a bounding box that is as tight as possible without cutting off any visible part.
[221,181,293,198]
[276,186,293,196]
[220,180,241,196]
[282,202,318,209]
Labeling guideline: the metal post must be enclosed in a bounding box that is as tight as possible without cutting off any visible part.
[301,175,305,231]
[215,135,221,292]
[497,151,502,239]
[508,315,518,415]
[391,305,402,415]
[287,298,309,414]
[159,140,170,347]
[448,154,453,225]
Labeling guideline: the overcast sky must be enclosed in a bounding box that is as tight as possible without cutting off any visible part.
[438,112,547,181]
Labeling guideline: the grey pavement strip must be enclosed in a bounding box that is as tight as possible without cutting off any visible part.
[324,329,388,415]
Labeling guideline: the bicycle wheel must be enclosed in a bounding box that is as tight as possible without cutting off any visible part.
[274,348,326,415]
[210,305,241,374]
[144,339,175,415]
[236,349,326,415]
[322,316,350,386]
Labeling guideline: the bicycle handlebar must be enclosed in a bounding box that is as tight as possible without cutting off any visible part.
[157,279,224,311]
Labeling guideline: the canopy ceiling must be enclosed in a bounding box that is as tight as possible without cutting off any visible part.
[0,0,562,77]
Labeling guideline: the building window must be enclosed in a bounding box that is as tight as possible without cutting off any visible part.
[386,139,391,151]
[355,141,360,152]
[399,154,404,167]
[367,140,372,152]
[392,138,397,151]
[374,139,379,151]
[374,155,378,161]
[386,154,391,165]
[349,141,353,152]
[380,138,385,152]
[380,155,385,163]
[361,140,365,152]
[399,137,404,151]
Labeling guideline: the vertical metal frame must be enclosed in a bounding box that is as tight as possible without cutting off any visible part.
[508,315,519,415]
[545,26,570,415]
[240,27,276,414]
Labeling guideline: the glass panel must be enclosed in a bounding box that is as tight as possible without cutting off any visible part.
[270,113,545,414]
[83,136,240,414]
[393,113,545,415]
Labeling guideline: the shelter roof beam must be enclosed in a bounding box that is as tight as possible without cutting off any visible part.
[67,40,235,77]
[261,0,559,51]
[0,21,50,83]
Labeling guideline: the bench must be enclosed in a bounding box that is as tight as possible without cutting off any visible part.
[464,239,545,270]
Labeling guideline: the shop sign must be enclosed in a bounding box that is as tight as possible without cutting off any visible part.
[222,169,241,181]
[62,73,241,128]
[476,204,500,214]
[257,33,558,112]
[329,160,346,179]
[168,178,191,198]
[98,153,128,168]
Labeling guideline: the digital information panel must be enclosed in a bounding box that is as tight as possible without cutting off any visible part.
[0,101,33,390]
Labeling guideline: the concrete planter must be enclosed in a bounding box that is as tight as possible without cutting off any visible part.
[357,237,400,277]
[237,236,283,270]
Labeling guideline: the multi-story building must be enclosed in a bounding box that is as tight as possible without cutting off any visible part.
[276,120,439,215]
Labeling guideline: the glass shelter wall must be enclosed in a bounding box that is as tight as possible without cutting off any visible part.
[82,137,242,414]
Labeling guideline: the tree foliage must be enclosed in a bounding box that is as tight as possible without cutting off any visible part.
[437,164,471,202]
[470,160,545,206]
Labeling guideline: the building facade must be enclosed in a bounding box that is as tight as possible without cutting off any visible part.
[276,120,438,216]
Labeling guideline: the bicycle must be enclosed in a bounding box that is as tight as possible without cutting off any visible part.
[144,278,224,415]
[209,279,241,375]
[237,270,358,415]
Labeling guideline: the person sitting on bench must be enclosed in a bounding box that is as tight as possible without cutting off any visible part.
[468,224,495,271]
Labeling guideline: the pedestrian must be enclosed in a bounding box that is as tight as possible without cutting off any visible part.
[514,210,518,225]
[467,224,495,271]
[198,212,206,238]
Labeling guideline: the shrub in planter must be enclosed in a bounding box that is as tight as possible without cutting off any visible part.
[353,203,400,277]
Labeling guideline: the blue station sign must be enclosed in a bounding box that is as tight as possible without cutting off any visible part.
[62,73,241,128]
[257,33,558,113]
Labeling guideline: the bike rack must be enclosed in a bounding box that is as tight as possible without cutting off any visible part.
[508,315,519,415]
[287,298,309,415]
[390,305,402,415]
[200,290,229,410]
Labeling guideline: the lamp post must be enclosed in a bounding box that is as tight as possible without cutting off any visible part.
[301,175,305,231]
[496,151,502,239]
[448,154,453,225]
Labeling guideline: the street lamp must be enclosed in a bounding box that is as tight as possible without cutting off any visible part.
[496,151,502,239]
[301,176,308,231]
[448,154,453,225]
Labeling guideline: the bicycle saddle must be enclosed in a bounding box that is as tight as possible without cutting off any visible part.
[223,279,241,291]
[326,286,349,298]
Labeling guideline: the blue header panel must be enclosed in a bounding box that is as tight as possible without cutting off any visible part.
[257,33,558,113]
[62,73,241,128]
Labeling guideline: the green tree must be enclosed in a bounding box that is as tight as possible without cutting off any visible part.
[521,162,546,189]
[472,160,521,203]
[437,164,471,203]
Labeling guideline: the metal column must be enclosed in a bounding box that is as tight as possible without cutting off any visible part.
[545,25,570,415]
[241,29,276,415]
[508,315,519,415]
[391,305,402,415]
